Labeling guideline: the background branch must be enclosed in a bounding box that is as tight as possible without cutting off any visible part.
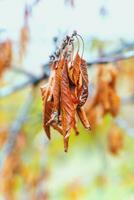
[1,49,134,98]
[0,90,34,170]
[115,117,134,138]
[0,73,48,98]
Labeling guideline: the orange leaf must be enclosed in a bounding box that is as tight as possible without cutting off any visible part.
[77,107,91,130]
[61,61,75,151]
[61,61,75,132]
[51,59,64,122]
[68,53,81,85]
[41,86,52,139]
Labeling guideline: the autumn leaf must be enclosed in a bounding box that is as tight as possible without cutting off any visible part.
[73,117,79,135]
[72,57,89,108]
[41,71,55,139]
[0,40,12,76]
[80,58,88,85]
[51,59,64,123]
[68,53,81,86]
[61,60,75,151]
[86,65,120,127]
[41,85,52,139]
[41,85,63,139]
[61,61,75,133]
[77,107,91,130]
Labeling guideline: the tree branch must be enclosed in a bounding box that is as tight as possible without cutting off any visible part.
[0,49,134,98]
[0,73,48,98]
[87,50,134,65]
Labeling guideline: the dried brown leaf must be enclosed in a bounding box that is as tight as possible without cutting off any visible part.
[80,58,88,85]
[41,86,52,139]
[77,107,91,130]
[51,59,64,123]
[61,60,75,151]
[68,53,81,85]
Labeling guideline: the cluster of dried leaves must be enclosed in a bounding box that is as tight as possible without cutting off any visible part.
[0,40,12,76]
[41,32,91,152]
[85,64,120,128]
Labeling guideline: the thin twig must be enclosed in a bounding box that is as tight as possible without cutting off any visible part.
[87,50,134,65]
[1,35,134,98]
[1,49,134,98]
[12,67,37,79]
[103,41,134,57]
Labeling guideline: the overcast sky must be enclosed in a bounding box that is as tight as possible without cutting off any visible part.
[0,0,134,40]
[0,0,134,74]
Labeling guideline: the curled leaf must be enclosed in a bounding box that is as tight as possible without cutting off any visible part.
[51,59,64,123]
[86,65,120,127]
[41,85,63,139]
[61,61,75,151]
[41,86,52,139]
[68,53,81,85]
[77,107,91,130]
[80,58,88,85]
[78,58,89,107]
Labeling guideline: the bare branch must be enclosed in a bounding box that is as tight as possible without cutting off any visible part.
[0,47,134,99]
[87,50,134,65]
[0,73,48,98]
[12,67,37,79]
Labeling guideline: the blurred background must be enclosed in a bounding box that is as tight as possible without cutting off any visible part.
[0,0,134,199]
